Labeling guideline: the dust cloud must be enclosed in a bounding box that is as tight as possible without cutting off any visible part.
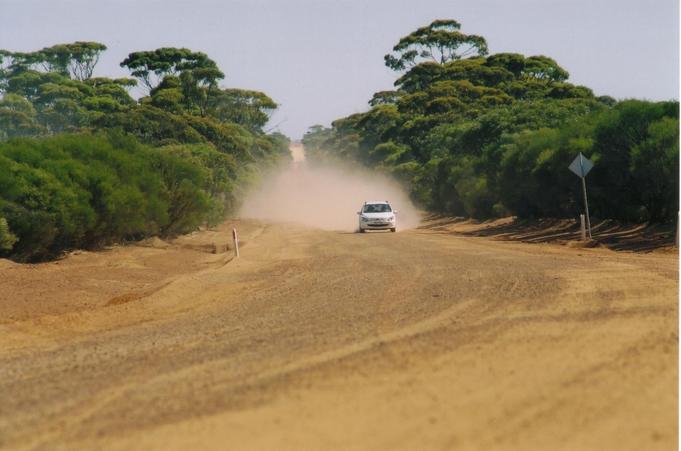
[239,144,420,231]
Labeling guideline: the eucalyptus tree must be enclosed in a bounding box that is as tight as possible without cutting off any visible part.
[0,93,43,138]
[120,48,224,93]
[39,42,108,80]
[0,42,107,81]
[209,89,277,131]
[384,20,488,71]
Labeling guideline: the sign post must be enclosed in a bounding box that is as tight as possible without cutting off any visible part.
[232,228,240,258]
[568,153,594,239]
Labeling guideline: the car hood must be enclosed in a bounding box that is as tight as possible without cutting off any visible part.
[361,212,393,219]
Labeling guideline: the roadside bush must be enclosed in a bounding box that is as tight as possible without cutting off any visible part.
[159,143,238,224]
[0,132,242,261]
[0,217,17,251]
[629,117,679,221]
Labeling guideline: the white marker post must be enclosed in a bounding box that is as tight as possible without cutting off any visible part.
[232,228,240,258]
[581,174,592,239]
[568,153,595,239]
[580,214,586,241]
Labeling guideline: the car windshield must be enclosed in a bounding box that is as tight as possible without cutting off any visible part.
[362,204,392,213]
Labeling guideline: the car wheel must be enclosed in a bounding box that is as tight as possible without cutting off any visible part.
[359,228,366,233]
[390,228,396,232]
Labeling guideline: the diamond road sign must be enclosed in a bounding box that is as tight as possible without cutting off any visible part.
[568,153,594,178]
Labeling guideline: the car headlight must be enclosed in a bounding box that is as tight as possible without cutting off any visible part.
[360,216,369,222]
[387,216,395,221]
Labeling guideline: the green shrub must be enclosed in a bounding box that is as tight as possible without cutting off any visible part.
[0,131,246,261]
[0,217,17,251]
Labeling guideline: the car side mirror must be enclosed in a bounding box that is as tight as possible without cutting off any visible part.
[356,211,361,215]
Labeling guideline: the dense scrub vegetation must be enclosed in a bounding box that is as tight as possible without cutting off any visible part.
[0,42,289,261]
[304,20,679,223]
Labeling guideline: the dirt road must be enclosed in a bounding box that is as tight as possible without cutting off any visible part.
[0,220,677,450]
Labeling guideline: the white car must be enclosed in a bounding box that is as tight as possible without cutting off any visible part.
[357,201,397,233]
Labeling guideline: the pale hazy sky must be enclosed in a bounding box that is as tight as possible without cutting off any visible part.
[1,0,678,138]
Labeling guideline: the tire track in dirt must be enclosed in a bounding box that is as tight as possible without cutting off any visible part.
[0,219,677,451]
